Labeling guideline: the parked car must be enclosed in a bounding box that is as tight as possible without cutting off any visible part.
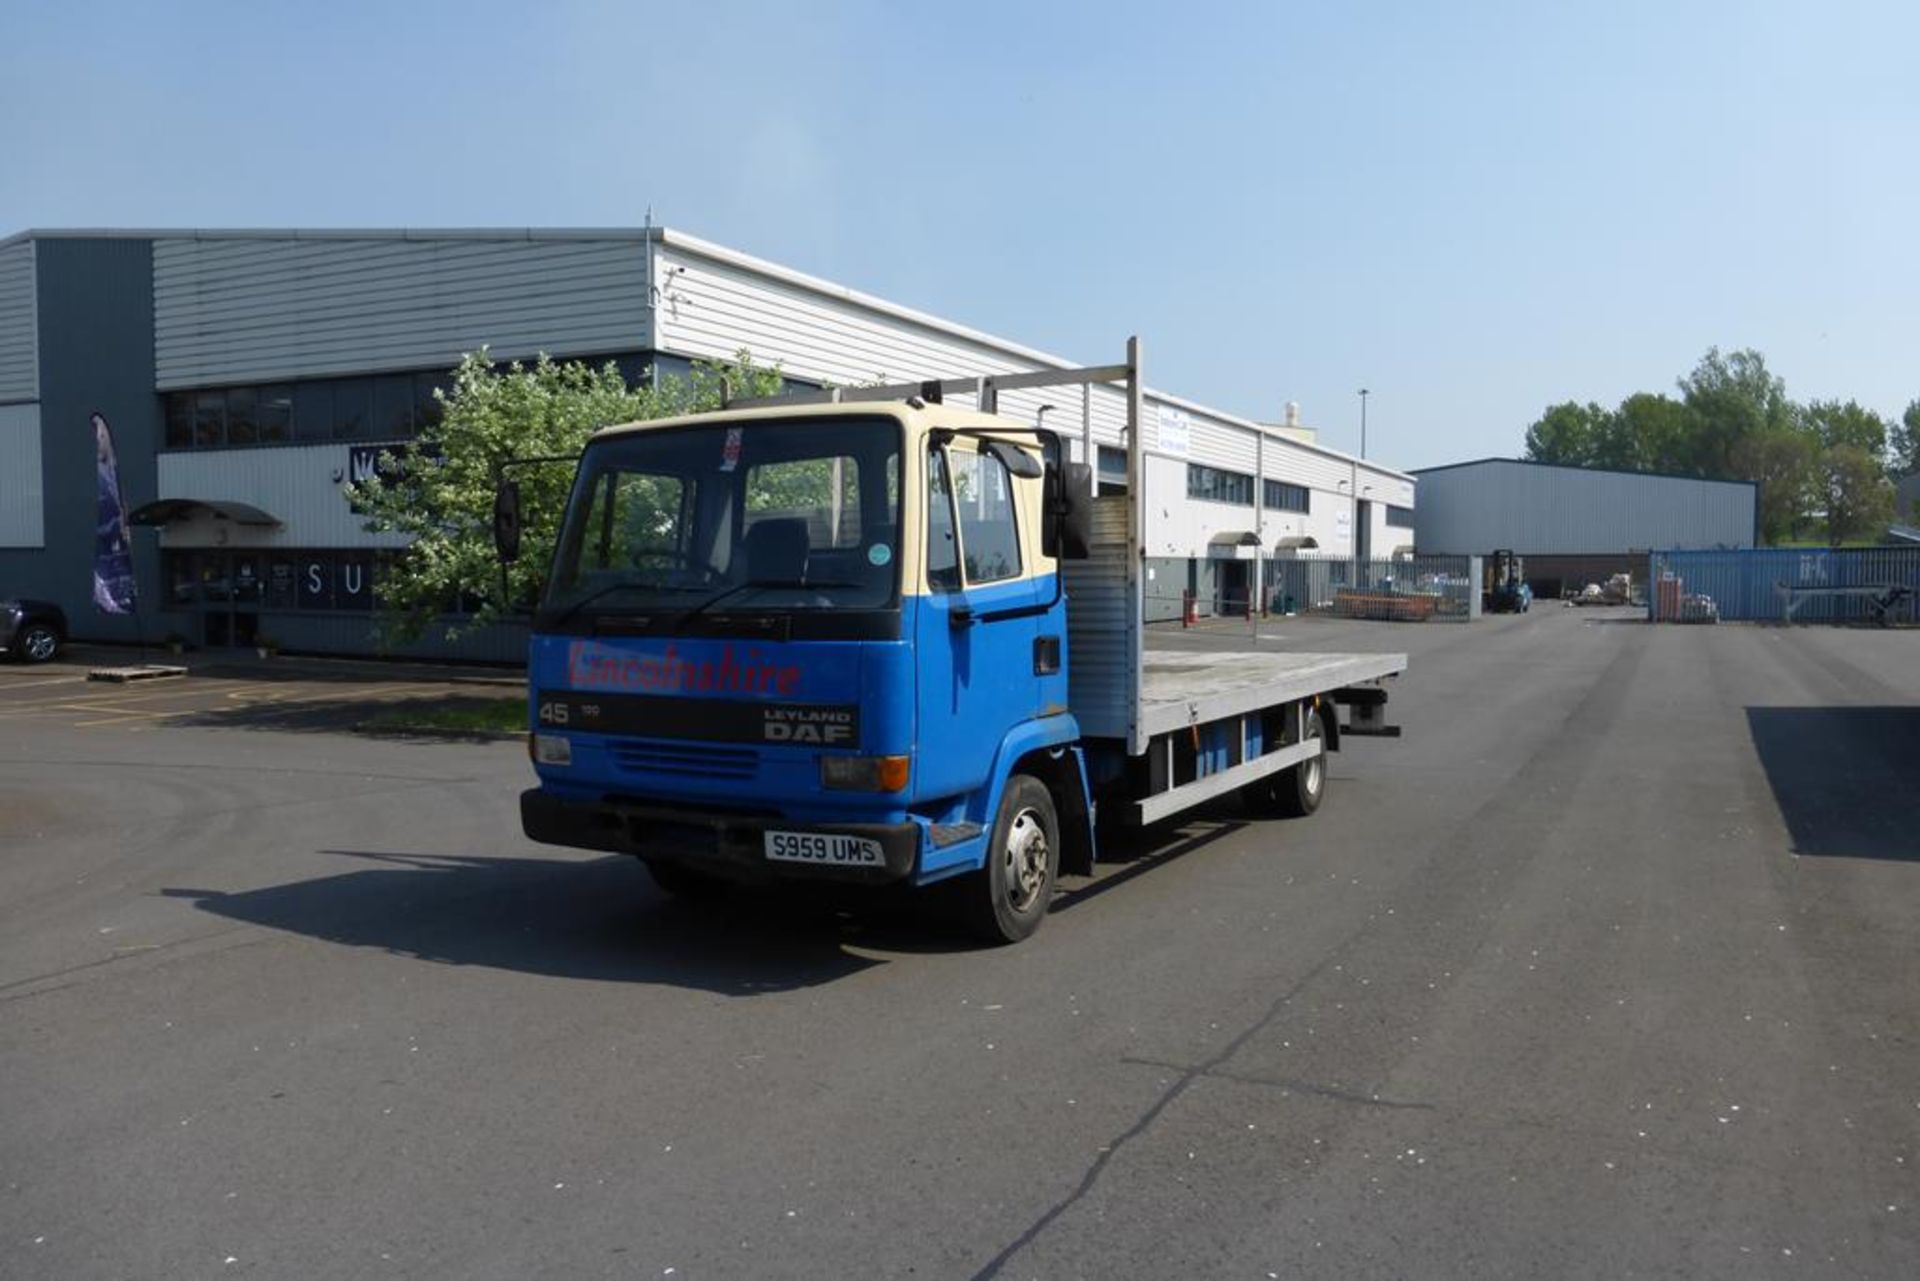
[1,599,67,663]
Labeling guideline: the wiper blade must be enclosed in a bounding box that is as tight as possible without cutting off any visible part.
[542,580,705,631]
[673,579,865,633]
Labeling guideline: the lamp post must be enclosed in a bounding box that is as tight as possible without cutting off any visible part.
[1358,387,1370,460]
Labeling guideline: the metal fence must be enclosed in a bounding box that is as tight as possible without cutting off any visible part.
[1648,547,1920,625]
[1266,553,1477,623]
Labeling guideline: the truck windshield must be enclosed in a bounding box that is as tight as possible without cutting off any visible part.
[542,416,902,628]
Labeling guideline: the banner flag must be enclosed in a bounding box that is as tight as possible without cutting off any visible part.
[92,412,137,615]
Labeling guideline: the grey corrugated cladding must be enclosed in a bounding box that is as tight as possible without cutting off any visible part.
[1411,459,1756,554]
[0,238,37,402]
[152,233,654,387]
[0,239,159,639]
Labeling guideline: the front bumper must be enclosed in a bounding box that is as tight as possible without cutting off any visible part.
[521,788,920,886]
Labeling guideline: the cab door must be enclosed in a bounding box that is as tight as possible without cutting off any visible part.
[913,438,1044,805]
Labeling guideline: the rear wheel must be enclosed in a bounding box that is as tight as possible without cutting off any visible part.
[958,774,1059,945]
[1241,704,1326,818]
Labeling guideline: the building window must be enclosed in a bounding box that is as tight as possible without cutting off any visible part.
[193,391,225,447]
[158,351,648,452]
[1264,479,1310,513]
[258,385,292,443]
[1096,445,1128,496]
[1187,463,1253,506]
[332,378,372,440]
[162,549,393,615]
[1385,504,1414,528]
[225,386,258,446]
[165,393,193,448]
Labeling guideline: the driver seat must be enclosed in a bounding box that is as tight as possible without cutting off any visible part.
[741,517,809,582]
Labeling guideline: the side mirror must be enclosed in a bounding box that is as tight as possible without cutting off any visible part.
[1044,461,1094,560]
[493,479,522,563]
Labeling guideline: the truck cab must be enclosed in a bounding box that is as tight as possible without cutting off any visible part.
[520,399,1087,940]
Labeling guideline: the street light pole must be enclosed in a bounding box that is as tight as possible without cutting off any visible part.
[1358,387,1370,460]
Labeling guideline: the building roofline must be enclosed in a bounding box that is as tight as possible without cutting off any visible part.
[1,223,1415,482]
[658,228,1415,483]
[1409,455,1757,491]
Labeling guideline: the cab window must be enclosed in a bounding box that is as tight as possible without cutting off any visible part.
[951,447,1022,585]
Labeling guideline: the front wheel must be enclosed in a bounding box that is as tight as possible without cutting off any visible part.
[17,622,60,664]
[1241,705,1327,818]
[957,774,1060,945]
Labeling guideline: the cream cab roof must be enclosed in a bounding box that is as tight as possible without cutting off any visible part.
[591,400,1022,443]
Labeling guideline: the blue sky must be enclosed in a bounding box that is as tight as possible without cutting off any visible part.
[3,0,1914,468]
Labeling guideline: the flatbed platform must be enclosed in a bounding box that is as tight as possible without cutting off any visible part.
[1135,649,1407,739]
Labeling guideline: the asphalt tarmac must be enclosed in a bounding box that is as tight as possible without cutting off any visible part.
[2,610,1915,1278]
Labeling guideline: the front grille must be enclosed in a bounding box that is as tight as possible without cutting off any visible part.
[611,739,760,781]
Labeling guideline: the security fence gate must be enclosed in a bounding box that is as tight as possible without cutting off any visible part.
[1649,548,1920,625]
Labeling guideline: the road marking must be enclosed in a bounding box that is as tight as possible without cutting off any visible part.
[0,674,90,691]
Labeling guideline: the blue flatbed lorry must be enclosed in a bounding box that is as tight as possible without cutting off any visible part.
[508,341,1407,942]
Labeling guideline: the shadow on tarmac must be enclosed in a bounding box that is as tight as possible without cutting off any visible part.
[163,850,909,994]
[1747,706,1920,862]
[159,813,1256,988]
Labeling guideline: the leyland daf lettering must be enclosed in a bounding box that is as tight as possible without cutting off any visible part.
[761,706,854,744]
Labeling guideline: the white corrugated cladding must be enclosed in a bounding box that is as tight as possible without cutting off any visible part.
[1412,459,1755,554]
[652,230,1412,555]
[0,403,44,547]
[152,233,653,388]
[157,444,412,549]
[0,238,37,403]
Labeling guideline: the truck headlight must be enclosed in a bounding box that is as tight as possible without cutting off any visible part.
[533,733,573,766]
[819,754,909,792]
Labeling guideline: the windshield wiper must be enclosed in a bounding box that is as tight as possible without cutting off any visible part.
[541,580,706,631]
[673,579,865,633]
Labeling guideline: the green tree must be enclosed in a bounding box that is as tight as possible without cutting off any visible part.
[1886,398,1920,479]
[1523,401,1611,466]
[1821,444,1894,545]
[349,348,783,647]
[1609,392,1696,473]
[1730,427,1819,544]
[1800,398,1888,456]
[1676,347,1791,478]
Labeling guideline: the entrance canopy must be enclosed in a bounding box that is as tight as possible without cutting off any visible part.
[1270,534,1319,551]
[1206,530,1261,560]
[128,498,282,528]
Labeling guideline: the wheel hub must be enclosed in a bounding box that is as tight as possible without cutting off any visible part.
[1003,809,1050,911]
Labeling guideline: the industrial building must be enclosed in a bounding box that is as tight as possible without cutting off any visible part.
[0,227,1412,659]
[1411,458,1757,599]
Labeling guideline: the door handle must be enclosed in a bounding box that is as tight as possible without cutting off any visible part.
[948,603,975,629]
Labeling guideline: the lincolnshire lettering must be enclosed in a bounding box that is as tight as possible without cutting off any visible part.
[567,641,801,695]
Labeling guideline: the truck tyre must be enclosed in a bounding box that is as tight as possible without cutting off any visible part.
[960,774,1059,945]
[1241,705,1326,819]
[643,858,727,900]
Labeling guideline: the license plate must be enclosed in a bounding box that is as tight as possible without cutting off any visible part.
[764,830,885,866]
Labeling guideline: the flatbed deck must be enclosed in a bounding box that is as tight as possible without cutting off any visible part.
[1135,649,1407,739]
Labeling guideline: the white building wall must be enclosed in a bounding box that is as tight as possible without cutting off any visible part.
[652,230,1414,560]
[156,443,412,550]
